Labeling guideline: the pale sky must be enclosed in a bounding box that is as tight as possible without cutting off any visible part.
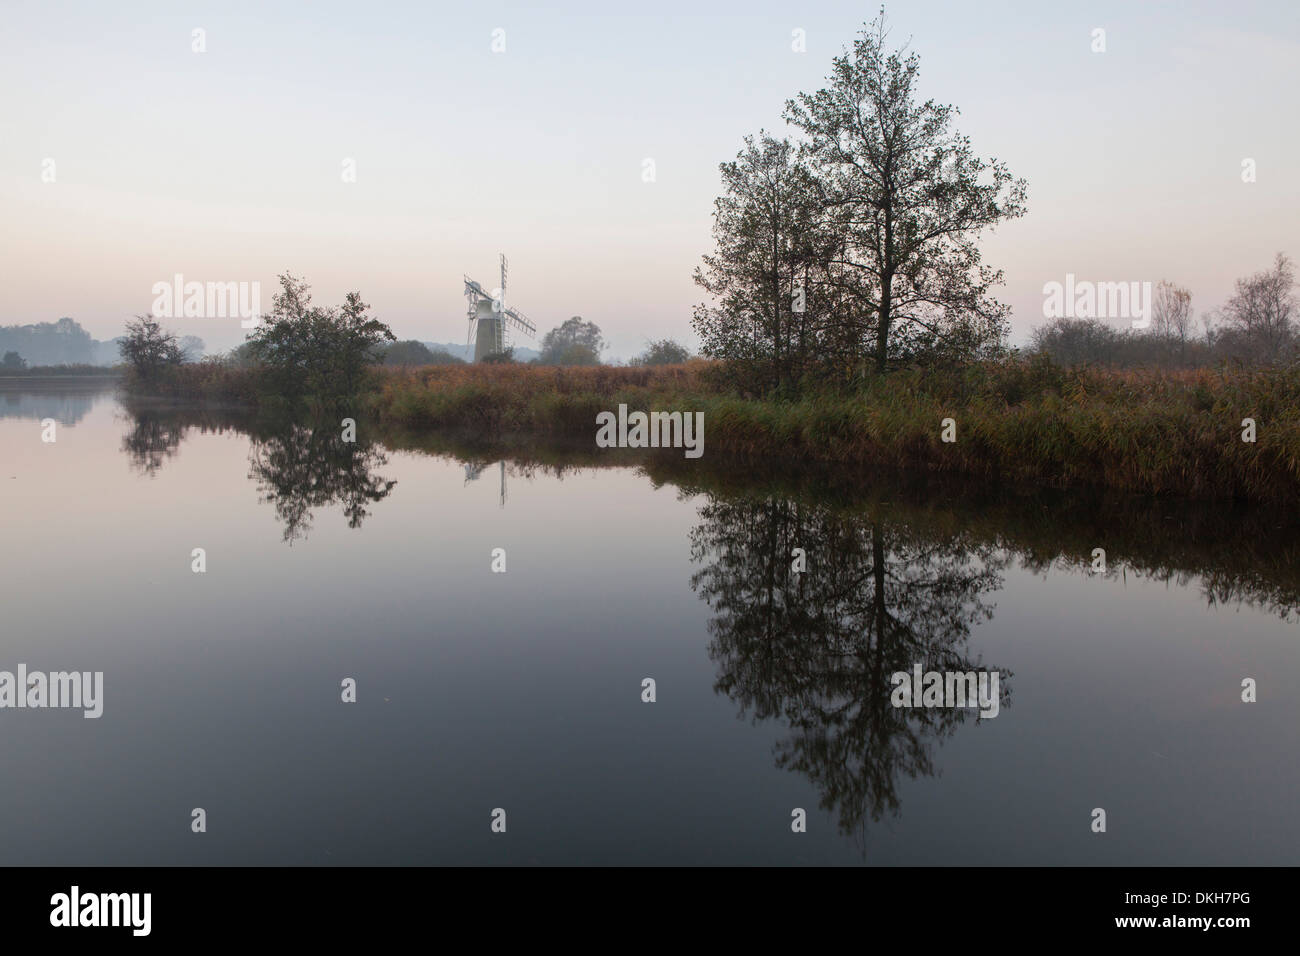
[1,0,1297,358]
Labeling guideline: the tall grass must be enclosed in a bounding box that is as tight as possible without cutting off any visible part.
[123,362,263,405]
[367,358,1300,502]
[130,356,1300,503]
[364,361,710,434]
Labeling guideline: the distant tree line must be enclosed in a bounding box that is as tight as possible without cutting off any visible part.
[117,273,695,399]
[381,340,465,366]
[0,317,136,367]
[484,316,692,367]
[0,317,203,371]
[0,317,94,365]
[628,339,691,366]
[1030,254,1298,368]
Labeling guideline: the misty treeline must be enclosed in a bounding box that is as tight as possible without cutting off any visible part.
[118,276,689,400]
[514,320,689,367]
[0,316,205,372]
[1030,254,1299,369]
[381,341,465,366]
[0,317,182,369]
[693,11,1027,394]
[0,317,99,366]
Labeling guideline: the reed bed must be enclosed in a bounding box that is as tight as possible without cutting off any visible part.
[136,357,1300,503]
[367,359,1300,502]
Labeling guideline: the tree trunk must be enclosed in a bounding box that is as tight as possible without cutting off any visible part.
[875,278,891,375]
[877,195,895,374]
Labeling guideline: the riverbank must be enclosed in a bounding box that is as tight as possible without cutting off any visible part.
[126,358,1300,504]
[0,366,122,388]
[366,360,1300,503]
[94,395,1300,615]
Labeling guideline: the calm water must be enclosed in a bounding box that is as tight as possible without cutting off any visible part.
[1,384,1297,865]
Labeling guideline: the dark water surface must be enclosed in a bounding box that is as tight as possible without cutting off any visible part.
[1,385,1297,865]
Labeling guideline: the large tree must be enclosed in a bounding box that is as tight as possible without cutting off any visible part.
[784,11,1027,374]
[692,133,839,392]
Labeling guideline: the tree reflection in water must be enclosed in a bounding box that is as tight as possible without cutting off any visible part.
[247,423,396,543]
[690,495,1012,845]
[121,405,396,541]
[120,409,188,477]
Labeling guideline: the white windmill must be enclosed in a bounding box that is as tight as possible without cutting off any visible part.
[464,254,537,362]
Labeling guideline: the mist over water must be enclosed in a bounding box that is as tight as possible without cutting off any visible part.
[1,386,1296,864]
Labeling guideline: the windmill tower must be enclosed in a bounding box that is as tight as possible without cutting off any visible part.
[464,254,537,362]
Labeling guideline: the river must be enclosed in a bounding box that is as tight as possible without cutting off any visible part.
[1,383,1296,864]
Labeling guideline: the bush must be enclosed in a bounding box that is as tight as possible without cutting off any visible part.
[630,339,691,366]
[246,273,395,402]
[120,315,184,386]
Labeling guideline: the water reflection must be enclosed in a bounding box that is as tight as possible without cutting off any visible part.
[464,459,507,507]
[689,494,1011,844]
[120,403,396,541]
[248,424,396,542]
[116,401,1300,612]
[0,384,108,424]
[91,398,1300,860]
[121,408,188,476]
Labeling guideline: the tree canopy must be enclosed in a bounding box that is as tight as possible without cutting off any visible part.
[630,339,692,366]
[537,316,605,365]
[1220,253,1297,362]
[694,10,1027,390]
[246,273,395,401]
[120,315,185,385]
